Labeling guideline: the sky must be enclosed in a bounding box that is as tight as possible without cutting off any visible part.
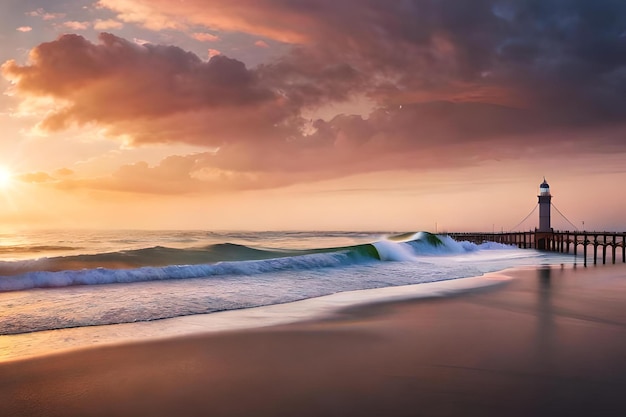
[0,0,625,232]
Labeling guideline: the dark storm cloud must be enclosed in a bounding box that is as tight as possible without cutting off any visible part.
[99,0,626,123]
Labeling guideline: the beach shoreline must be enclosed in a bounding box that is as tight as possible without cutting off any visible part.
[2,262,626,416]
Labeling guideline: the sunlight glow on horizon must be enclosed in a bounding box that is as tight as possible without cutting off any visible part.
[0,166,13,189]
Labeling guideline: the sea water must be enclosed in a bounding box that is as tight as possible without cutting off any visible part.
[0,230,575,360]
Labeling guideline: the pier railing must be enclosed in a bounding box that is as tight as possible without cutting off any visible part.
[447,231,626,267]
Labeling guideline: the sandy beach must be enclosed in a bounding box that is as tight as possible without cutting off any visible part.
[1,264,626,417]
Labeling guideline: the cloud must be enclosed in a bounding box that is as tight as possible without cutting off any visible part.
[133,37,151,45]
[96,0,626,117]
[191,32,220,42]
[61,21,90,31]
[27,8,66,21]
[254,40,269,48]
[96,0,310,42]
[22,109,626,196]
[93,19,123,30]
[17,172,54,183]
[2,33,281,147]
[49,152,352,195]
[17,168,74,185]
[5,1,626,193]
[16,27,33,33]
[95,0,185,31]
[55,167,74,176]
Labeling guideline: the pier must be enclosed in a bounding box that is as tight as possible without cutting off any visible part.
[445,179,625,267]
[447,231,626,267]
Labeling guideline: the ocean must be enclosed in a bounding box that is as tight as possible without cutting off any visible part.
[0,230,576,359]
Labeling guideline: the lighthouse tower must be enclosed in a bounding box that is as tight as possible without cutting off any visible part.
[538,178,552,232]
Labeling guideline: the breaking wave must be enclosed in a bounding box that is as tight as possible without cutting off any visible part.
[0,233,512,292]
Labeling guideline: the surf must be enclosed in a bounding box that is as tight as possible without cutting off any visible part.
[0,233,513,292]
[0,231,571,335]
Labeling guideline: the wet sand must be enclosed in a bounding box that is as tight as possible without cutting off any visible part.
[1,264,626,416]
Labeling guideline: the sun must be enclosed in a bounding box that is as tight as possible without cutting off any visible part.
[0,166,13,189]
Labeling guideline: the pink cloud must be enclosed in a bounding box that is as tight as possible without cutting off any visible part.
[95,0,626,123]
[97,0,312,43]
[27,8,66,21]
[7,0,626,194]
[4,33,624,177]
[55,168,75,176]
[2,33,280,147]
[93,19,124,30]
[191,32,220,42]
[62,21,90,31]
[16,27,33,33]
[17,172,54,183]
[95,0,185,31]
[94,0,516,108]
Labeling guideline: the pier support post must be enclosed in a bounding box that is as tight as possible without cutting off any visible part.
[584,240,588,267]
[612,243,616,264]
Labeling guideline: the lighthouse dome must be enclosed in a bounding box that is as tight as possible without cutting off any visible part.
[539,178,551,196]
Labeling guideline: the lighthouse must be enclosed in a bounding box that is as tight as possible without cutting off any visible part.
[538,178,552,232]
